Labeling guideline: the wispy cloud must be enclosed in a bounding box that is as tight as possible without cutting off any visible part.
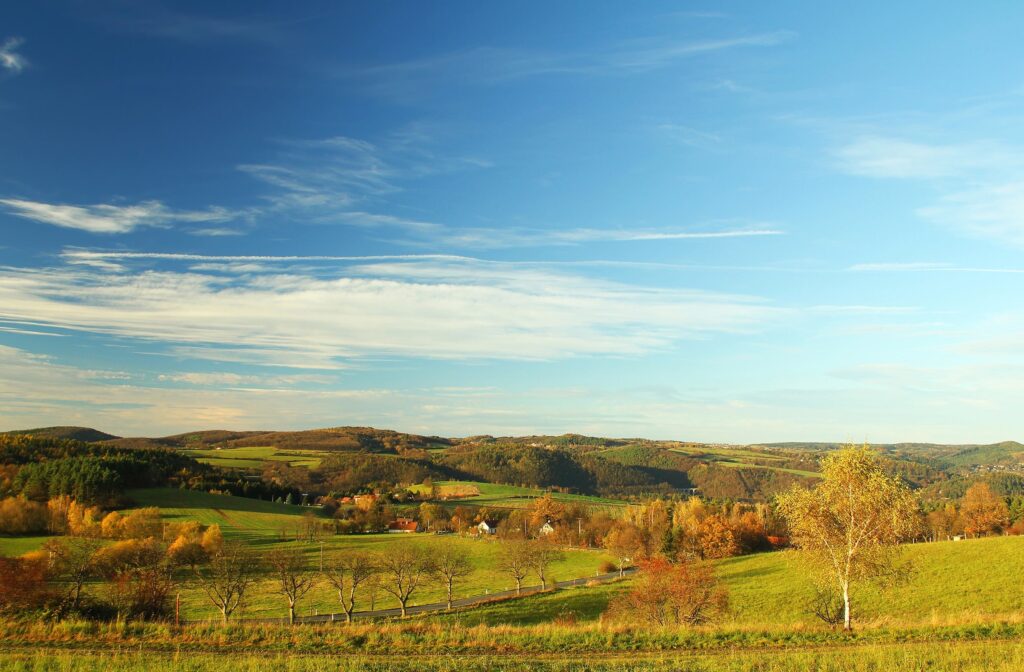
[0,198,243,234]
[0,256,780,369]
[237,132,489,219]
[340,32,793,98]
[0,37,27,73]
[850,261,1024,274]
[917,181,1024,247]
[833,135,1011,179]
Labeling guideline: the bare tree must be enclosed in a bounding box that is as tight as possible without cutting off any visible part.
[42,537,101,611]
[777,445,918,630]
[378,545,435,617]
[496,539,534,595]
[323,551,378,622]
[267,546,317,625]
[529,541,563,590]
[193,541,261,624]
[433,544,473,610]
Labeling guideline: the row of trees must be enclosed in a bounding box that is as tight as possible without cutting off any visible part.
[924,482,1024,539]
[0,531,566,624]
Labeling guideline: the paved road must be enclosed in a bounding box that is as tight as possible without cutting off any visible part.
[203,567,636,625]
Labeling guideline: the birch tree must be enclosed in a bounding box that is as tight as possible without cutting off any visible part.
[776,445,917,630]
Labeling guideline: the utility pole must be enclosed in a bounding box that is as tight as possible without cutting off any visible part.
[175,592,180,627]
[319,541,324,572]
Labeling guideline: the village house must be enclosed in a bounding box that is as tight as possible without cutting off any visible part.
[539,520,556,536]
[477,519,499,535]
[388,517,419,533]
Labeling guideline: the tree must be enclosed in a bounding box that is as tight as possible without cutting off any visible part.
[433,545,473,610]
[696,514,740,559]
[418,502,445,532]
[496,539,534,594]
[323,551,377,622]
[267,547,317,625]
[193,542,261,624]
[776,445,917,630]
[961,482,1010,537]
[603,523,644,576]
[42,537,101,610]
[529,541,563,590]
[377,545,435,617]
[605,558,727,626]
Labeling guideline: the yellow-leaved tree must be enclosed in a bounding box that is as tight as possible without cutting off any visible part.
[776,444,918,630]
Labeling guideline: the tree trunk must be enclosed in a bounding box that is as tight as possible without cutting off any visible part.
[842,582,851,631]
[221,606,229,624]
[288,602,295,625]
[515,578,522,595]
[399,597,408,617]
[446,582,453,610]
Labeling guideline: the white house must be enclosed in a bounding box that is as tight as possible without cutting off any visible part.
[477,519,499,535]
[539,521,556,536]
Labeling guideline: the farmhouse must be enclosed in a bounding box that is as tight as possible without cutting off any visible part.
[388,517,419,533]
[539,520,556,536]
[477,519,499,535]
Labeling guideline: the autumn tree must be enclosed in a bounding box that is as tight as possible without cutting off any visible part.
[961,482,1010,537]
[777,445,917,630]
[193,541,261,624]
[696,514,740,559]
[603,522,645,576]
[42,537,101,611]
[267,546,317,625]
[378,544,435,616]
[605,558,727,626]
[433,544,473,609]
[323,551,377,623]
[496,539,534,594]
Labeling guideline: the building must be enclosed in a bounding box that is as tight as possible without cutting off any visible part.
[388,517,419,533]
[539,521,556,536]
[477,519,499,535]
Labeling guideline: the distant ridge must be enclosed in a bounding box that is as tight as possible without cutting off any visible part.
[2,426,120,442]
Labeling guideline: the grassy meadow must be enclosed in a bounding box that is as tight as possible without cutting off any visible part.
[179,446,326,470]
[415,480,627,509]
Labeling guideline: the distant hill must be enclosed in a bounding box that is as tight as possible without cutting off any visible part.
[103,426,453,454]
[757,441,1024,468]
[2,426,120,442]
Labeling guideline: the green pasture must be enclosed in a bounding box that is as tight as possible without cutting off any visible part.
[181,446,325,470]
[415,480,626,509]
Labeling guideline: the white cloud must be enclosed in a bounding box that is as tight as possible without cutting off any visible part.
[0,198,242,234]
[832,136,1007,179]
[917,181,1024,247]
[0,37,27,73]
[0,257,780,369]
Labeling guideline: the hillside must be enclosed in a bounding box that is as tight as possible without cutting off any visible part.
[2,426,120,442]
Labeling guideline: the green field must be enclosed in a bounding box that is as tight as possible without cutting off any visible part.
[181,446,325,470]
[424,534,1024,629]
[416,480,626,509]
[112,489,617,619]
[3,489,1020,628]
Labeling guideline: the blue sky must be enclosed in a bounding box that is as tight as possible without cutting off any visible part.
[2,2,1024,442]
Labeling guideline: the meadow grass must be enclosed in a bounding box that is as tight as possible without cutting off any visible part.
[5,641,1024,672]
[180,446,325,470]
[420,480,626,509]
